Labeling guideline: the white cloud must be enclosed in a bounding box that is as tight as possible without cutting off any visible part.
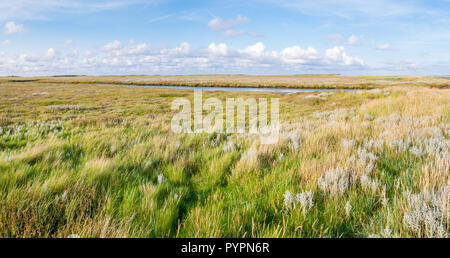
[160,42,190,56]
[69,48,79,57]
[325,46,364,65]
[325,34,342,44]
[373,41,393,51]
[207,15,259,38]
[123,43,149,56]
[208,43,231,56]
[85,50,93,57]
[103,40,121,51]
[403,59,417,69]
[44,48,56,59]
[208,15,248,31]
[223,29,246,38]
[239,42,266,58]
[102,40,155,56]
[281,46,318,64]
[4,21,26,35]
[347,35,359,45]
[2,40,11,45]
[327,34,363,46]
[382,58,420,72]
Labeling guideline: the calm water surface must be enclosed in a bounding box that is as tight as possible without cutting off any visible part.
[96,84,356,93]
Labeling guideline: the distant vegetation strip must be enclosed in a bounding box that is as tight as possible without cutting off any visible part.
[1,75,448,89]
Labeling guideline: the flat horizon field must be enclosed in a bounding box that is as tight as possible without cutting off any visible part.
[0,77,448,237]
[1,74,449,89]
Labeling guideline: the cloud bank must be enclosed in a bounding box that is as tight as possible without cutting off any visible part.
[207,15,262,38]
[0,40,365,76]
[4,21,26,35]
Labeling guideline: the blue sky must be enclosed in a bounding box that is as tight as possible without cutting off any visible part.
[0,0,449,76]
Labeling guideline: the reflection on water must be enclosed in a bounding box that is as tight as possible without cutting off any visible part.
[96,84,356,93]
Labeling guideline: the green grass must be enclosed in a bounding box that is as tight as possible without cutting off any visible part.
[0,78,448,238]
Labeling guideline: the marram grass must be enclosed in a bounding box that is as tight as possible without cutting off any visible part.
[0,78,448,238]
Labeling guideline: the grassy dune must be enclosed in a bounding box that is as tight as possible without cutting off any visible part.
[0,78,448,237]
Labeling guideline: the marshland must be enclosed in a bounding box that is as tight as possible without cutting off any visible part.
[0,75,448,238]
